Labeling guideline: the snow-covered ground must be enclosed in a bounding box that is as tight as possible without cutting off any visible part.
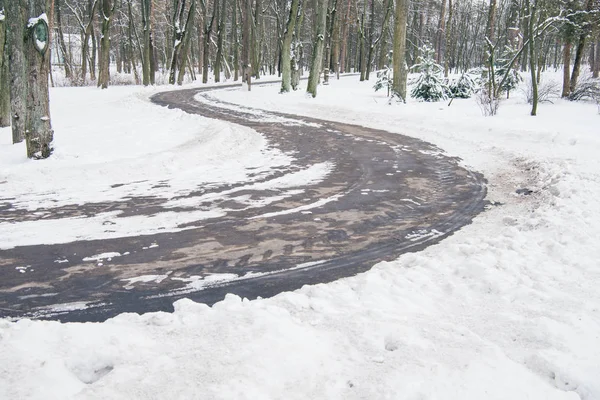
[1,72,599,399]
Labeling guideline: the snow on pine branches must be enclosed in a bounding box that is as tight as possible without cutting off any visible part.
[410,44,448,102]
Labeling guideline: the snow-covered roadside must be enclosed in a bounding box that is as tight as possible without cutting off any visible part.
[1,75,599,399]
[0,84,336,248]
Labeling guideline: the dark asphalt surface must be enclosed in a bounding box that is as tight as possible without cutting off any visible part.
[0,81,487,322]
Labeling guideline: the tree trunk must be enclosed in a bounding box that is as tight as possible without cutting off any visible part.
[527,0,537,116]
[377,0,393,70]
[98,0,116,89]
[486,0,497,42]
[142,0,153,86]
[436,0,446,64]
[561,41,571,97]
[569,0,594,95]
[443,0,453,77]
[339,0,351,73]
[55,0,72,80]
[281,0,300,92]
[214,0,226,82]
[0,14,11,128]
[5,0,28,143]
[232,0,239,81]
[16,0,55,158]
[306,0,327,97]
[392,0,408,101]
[177,0,197,85]
[594,39,600,79]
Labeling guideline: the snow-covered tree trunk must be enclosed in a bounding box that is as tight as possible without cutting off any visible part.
[306,0,327,97]
[98,0,115,89]
[392,0,409,101]
[280,0,300,93]
[20,2,54,158]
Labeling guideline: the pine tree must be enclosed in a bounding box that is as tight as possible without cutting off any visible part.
[410,44,449,102]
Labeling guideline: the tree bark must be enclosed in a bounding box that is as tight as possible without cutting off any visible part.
[594,39,600,79]
[281,0,300,92]
[436,0,446,64]
[0,13,11,128]
[177,0,197,85]
[392,0,408,101]
[141,0,154,86]
[306,0,327,97]
[527,0,537,116]
[561,41,571,97]
[569,0,594,95]
[5,0,28,143]
[55,0,72,80]
[98,0,116,89]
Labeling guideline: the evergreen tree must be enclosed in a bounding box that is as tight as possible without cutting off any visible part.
[410,44,449,102]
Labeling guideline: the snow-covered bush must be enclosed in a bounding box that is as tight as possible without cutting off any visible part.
[476,87,500,116]
[568,73,600,102]
[446,71,480,99]
[521,77,560,104]
[494,47,522,98]
[410,44,448,102]
[496,68,522,98]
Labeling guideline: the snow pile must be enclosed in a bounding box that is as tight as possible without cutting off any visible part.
[1,74,599,399]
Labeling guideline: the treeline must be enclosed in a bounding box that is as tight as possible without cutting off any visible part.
[27,0,600,88]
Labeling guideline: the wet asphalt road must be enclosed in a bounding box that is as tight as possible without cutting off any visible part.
[0,82,487,322]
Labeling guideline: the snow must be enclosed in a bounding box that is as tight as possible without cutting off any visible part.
[1,72,600,399]
[27,13,48,28]
[0,86,333,249]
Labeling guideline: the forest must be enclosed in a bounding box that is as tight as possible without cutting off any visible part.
[0,0,599,158]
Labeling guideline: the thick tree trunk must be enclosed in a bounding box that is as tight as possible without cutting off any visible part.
[98,0,115,89]
[306,0,327,97]
[281,0,300,92]
[21,0,55,158]
[339,0,351,73]
[392,0,408,101]
[569,0,594,95]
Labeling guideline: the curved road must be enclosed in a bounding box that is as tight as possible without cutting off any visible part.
[0,83,487,322]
